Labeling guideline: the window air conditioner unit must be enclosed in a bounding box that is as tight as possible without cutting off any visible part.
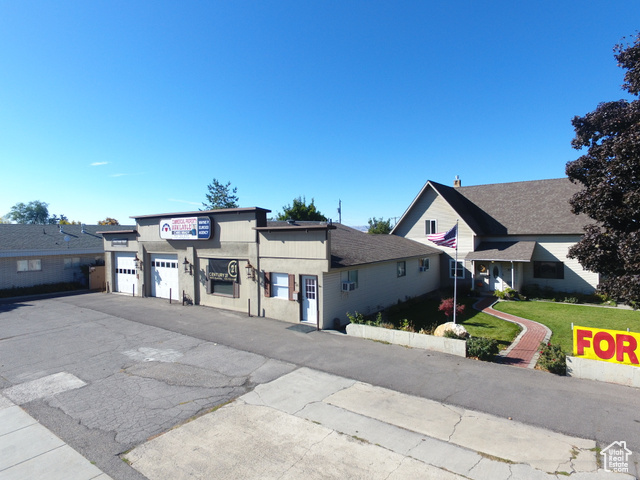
[341,281,356,292]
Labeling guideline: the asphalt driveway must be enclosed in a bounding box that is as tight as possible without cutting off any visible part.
[1,293,639,479]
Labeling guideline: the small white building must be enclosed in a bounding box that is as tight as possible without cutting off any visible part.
[100,208,441,329]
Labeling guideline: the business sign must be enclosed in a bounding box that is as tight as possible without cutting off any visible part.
[159,217,211,240]
[111,239,128,246]
[208,259,238,281]
[574,326,640,367]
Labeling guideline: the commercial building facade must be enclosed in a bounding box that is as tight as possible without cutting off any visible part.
[100,208,441,329]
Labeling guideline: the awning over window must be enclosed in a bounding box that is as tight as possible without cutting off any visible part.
[465,241,536,262]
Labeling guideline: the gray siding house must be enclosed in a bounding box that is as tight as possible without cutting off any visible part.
[391,178,598,294]
[0,224,126,291]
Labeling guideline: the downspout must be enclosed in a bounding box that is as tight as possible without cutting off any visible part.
[256,228,261,317]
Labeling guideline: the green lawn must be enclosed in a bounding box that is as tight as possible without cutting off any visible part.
[379,297,521,350]
[493,301,640,354]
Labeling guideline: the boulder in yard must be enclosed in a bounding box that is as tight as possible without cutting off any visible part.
[433,322,469,338]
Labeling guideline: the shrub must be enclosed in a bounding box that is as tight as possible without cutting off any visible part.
[466,337,499,361]
[438,297,465,320]
[346,311,386,327]
[346,311,366,324]
[494,287,523,300]
[418,326,435,335]
[443,330,466,340]
[563,296,579,304]
[537,342,566,375]
[398,319,415,332]
[0,282,85,299]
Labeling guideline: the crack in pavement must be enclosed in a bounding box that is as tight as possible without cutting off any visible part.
[276,429,334,480]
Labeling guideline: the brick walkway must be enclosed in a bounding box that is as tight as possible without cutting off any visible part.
[473,297,552,368]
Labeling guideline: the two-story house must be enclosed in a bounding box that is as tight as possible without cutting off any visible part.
[391,177,598,294]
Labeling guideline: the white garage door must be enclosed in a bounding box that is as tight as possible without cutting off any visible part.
[151,254,179,300]
[115,252,137,295]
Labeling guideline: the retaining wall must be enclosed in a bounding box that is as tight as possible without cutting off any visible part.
[345,324,467,357]
[566,356,640,388]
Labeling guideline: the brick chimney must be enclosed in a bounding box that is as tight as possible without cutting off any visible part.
[454,175,461,188]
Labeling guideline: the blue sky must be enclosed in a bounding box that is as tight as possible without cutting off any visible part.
[1,1,638,227]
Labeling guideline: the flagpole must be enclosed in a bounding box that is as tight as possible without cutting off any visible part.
[453,220,459,325]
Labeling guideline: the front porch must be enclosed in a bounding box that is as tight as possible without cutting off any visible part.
[466,241,536,294]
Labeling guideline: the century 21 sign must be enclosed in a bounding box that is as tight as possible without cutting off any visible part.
[574,326,640,366]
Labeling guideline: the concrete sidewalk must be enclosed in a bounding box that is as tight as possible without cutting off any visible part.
[124,367,635,480]
[0,394,112,480]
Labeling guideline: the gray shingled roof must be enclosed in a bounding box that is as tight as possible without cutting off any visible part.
[0,224,134,257]
[429,178,587,235]
[263,221,441,268]
[465,241,536,262]
[330,223,441,268]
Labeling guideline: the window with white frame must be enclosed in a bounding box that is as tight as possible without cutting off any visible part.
[17,259,42,272]
[397,261,406,277]
[449,259,464,279]
[340,270,358,288]
[425,219,437,235]
[271,272,290,299]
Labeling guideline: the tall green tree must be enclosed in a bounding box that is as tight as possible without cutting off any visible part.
[202,179,239,210]
[566,33,640,305]
[98,217,120,225]
[8,201,51,224]
[7,201,69,224]
[276,197,327,221]
[367,217,392,234]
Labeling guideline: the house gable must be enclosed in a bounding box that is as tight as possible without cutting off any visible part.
[392,181,476,253]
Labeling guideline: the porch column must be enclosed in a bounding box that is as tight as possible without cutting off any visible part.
[470,260,475,291]
[511,261,515,289]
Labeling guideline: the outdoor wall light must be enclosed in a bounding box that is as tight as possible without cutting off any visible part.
[183,257,193,275]
[245,261,256,280]
[134,253,143,270]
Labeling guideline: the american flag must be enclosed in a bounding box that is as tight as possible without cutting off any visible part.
[427,224,457,248]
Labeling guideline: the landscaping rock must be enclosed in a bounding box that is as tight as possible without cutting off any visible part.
[433,322,469,338]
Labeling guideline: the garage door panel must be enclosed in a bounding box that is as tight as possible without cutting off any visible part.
[150,254,179,299]
[115,253,137,294]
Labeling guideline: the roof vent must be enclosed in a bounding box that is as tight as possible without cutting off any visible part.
[454,175,462,188]
[287,219,296,225]
[81,224,86,234]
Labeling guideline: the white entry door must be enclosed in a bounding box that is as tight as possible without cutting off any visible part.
[151,254,179,300]
[115,252,137,295]
[489,263,503,291]
[301,275,318,325]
